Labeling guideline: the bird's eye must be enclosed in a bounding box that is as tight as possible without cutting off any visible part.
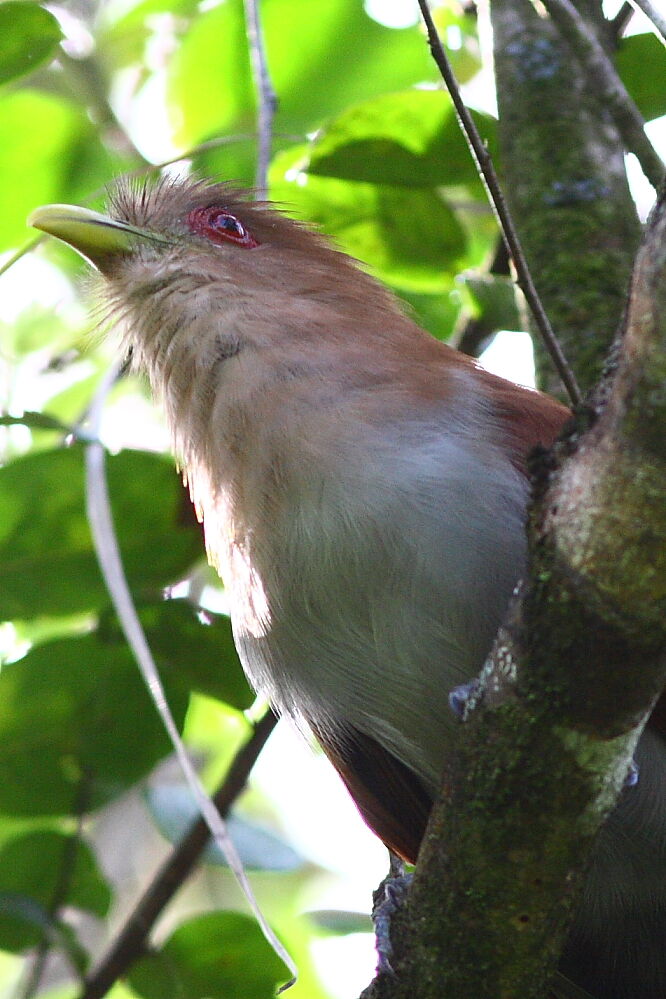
[187,206,260,249]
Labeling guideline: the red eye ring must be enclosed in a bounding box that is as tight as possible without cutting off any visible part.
[187,206,260,249]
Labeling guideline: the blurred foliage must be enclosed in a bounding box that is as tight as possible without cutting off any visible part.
[127,911,287,999]
[0,1,660,997]
[615,32,666,122]
[0,3,62,87]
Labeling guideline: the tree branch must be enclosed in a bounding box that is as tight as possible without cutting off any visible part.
[358,189,666,999]
[627,0,666,47]
[541,0,665,190]
[243,0,278,197]
[79,709,278,999]
[490,0,642,397]
[57,51,147,166]
[17,779,91,999]
[416,0,582,406]
[610,2,634,40]
[455,238,511,357]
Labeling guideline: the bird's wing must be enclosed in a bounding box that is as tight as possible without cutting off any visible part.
[310,720,432,864]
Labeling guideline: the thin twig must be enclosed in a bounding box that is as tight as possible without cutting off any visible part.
[455,238,510,357]
[416,0,582,406]
[83,369,296,987]
[16,780,91,999]
[57,51,147,166]
[628,0,666,46]
[541,0,665,190]
[79,710,278,999]
[0,240,41,279]
[610,1,634,39]
[243,0,278,197]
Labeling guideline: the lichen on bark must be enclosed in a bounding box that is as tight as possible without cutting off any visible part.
[489,0,641,398]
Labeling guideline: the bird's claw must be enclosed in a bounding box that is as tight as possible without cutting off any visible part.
[372,859,413,976]
[624,758,639,789]
[449,678,481,719]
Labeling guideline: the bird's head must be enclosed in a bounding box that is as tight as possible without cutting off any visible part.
[29,175,407,374]
[28,174,416,476]
[28,174,394,304]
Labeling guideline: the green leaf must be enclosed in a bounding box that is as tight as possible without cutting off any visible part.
[0,3,62,86]
[0,446,203,619]
[165,0,251,150]
[0,91,79,251]
[430,3,481,84]
[457,273,521,333]
[0,632,189,815]
[167,0,437,149]
[307,90,497,191]
[271,151,467,292]
[98,0,200,71]
[307,909,371,935]
[615,33,666,122]
[397,288,461,343]
[0,91,114,252]
[0,893,55,952]
[128,912,288,999]
[100,599,253,711]
[189,136,258,190]
[264,0,437,132]
[44,367,111,427]
[0,830,110,951]
[145,785,304,871]
[0,893,88,970]
[0,411,73,434]
[1,309,74,361]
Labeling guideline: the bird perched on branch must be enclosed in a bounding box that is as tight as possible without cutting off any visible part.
[30,176,665,999]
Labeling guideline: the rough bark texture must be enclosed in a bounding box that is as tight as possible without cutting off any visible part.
[354,5,666,997]
[490,0,641,399]
[358,192,666,999]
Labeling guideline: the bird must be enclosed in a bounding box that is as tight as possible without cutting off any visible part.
[30,175,666,999]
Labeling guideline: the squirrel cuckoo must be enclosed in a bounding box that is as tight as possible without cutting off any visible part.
[30,177,666,999]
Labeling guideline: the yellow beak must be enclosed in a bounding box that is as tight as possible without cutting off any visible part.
[28,203,170,270]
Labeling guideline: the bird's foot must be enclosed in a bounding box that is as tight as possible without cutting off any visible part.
[624,757,639,788]
[448,678,481,720]
[372,853,413,975]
